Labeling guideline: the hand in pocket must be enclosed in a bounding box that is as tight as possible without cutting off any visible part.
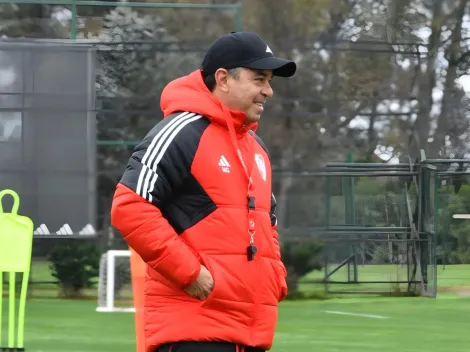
[184,265,214,300]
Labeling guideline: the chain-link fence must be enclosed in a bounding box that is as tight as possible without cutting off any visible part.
[429,159,470,295]
[274,161,436,298]
[0,1,243,40]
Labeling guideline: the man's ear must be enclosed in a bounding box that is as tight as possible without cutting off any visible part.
[214,68,230,93]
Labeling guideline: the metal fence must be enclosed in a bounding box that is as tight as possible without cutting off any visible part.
[0,0,243,40]
[274,158,437,297]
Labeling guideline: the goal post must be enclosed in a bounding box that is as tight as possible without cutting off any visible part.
[96,249,135,313]
[96,248,147,351]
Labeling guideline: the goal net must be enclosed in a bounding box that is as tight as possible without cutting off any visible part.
[96,250,135,312]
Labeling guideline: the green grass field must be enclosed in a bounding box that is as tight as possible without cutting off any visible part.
[2,262,470,351]
[8,294,470,352]
[29,260,470,295]
[299,263,470,295]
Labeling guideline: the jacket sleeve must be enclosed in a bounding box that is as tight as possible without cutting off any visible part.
[270,193,288,301]
[111,113,204,290]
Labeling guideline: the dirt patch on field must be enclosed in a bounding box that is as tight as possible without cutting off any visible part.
[439,286,470,294]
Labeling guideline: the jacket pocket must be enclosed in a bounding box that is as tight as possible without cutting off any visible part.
[271,260,288,302]
[198,253,219,305]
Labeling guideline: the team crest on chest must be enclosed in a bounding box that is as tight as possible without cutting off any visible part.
[254,153,266,181]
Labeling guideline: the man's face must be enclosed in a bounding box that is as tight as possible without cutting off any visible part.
[225,68,274,123]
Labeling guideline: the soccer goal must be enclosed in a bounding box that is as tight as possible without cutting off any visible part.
[96,250,135,313]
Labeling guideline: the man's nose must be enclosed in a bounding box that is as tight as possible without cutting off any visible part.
[262,83,273,98]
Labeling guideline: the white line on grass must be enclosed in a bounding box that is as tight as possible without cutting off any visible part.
[324,310,389,319]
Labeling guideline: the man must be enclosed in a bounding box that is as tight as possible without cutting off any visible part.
[110,32,296,352]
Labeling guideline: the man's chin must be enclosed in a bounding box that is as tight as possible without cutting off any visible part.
[246,114,261,124]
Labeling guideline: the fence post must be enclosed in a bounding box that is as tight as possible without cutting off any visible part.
[234,1,243,31]
[343,152,358,282]
[71,0,77,39]
[432,169,438,297]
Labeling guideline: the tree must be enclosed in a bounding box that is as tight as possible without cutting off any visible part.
[429,0,470,158]
[95,7,201,229]
[408,0,469,159]
[0,4,68,38]
[236,0,470,231]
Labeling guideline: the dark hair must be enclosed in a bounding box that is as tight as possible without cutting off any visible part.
[202,67,242,92]
[203,74,216,91]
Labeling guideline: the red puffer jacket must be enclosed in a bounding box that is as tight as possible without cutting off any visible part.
[111,69,287,352]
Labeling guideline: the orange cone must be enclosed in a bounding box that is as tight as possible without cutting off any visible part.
[129,247,147,352]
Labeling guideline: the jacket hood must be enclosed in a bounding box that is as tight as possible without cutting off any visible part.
[160,70,258,134]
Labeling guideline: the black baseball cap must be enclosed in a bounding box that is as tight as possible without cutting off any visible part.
[201,32,296,78]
